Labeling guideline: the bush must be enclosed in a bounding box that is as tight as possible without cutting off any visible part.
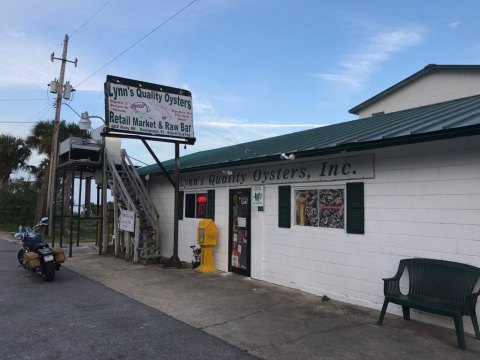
[0,179,39,226]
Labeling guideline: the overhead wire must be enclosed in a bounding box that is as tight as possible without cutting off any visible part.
[69,0,113,39]
[187,121,258,158]
[0,98,45,102]
[63,103,82,119]
[75,0,199,89]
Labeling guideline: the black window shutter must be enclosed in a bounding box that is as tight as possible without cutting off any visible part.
[278,186,291,228]
[207,189,215,220]
[178,191,184,220]
[346,182,364,234]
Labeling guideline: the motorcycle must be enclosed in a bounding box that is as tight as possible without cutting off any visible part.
[15,217,65,281]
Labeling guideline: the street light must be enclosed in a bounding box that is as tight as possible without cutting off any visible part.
[79,111,108,255]
[80,111,105,130]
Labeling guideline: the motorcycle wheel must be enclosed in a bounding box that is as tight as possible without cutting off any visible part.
[17,249,24,266]
[42,262,55,282]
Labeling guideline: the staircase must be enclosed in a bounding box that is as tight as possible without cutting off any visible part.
[105,148,160,263]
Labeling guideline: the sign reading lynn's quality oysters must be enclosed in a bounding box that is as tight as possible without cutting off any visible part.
[105,75,194,142]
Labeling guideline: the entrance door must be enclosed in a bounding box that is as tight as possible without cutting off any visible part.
[229,188,251,276]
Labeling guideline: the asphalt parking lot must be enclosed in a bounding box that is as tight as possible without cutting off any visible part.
[2,235,480,359]
[0,238,256,360]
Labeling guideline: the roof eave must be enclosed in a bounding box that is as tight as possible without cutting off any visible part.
[348,64,480,115]
[140,124,480,176]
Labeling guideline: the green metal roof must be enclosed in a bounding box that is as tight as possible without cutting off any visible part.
[138,94,480,176]
[349,64,480,115]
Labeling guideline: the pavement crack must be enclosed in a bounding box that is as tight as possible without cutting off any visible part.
[200,307,269,330]
[249,322,369,351]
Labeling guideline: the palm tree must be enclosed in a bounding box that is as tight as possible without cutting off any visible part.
[0,135,31,191]
[26,120,88,222]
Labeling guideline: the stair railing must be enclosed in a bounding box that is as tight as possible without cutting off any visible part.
[120,150,159,230]
[105,148,138,251]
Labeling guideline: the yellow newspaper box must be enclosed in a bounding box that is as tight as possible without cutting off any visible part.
[195,219,217,273]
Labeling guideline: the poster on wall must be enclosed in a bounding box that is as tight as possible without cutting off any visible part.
[105,75,195,143]
[295,189,344,228]
[252,186,264,206]
[118,209,135,232]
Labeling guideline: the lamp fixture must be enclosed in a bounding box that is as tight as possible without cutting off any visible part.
[79,111,106,130]
[79,112,92,130]
[280,153,295,160]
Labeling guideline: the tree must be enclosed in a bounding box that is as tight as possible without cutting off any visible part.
[0,178,38,225]
[0,135,31,192]
[26,120,88,222]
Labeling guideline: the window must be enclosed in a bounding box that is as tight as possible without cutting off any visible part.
[294,188,344,228]
[196,194,207,218]
[278,183,364,233]
[185,193,207,218]
[181,190,216,220]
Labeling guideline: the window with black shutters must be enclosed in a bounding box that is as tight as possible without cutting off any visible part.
[278,182,364,234]
[183,190,215,220]
[346,182,364,234]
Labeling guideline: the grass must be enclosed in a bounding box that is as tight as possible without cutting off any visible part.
[0,218,111,244]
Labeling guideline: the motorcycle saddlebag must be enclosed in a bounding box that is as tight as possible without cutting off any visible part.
[23,252,40,270]
[52,245,66,263]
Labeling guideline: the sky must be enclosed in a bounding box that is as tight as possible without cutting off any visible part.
[2,0,480,174]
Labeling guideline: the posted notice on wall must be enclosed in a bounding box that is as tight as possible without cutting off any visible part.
[105,75,194,141]
[119,209,135,232]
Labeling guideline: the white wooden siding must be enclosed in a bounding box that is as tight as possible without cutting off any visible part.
[358,70,480,118]
[149,134,480,333]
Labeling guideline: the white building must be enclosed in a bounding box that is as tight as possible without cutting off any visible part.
[138,64,480,332]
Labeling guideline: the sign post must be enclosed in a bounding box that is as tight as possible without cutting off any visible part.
[105,75,194,143]
[104,75,195,268]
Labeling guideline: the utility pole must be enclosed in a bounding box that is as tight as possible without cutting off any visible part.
[46,34,77,235]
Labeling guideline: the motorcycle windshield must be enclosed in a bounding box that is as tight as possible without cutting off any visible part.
[25,235,44,247]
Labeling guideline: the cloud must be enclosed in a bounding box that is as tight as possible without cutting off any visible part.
[448,21,461,29]
[199,121,324,128]
[124,95,324,165]
[313,27,425,90]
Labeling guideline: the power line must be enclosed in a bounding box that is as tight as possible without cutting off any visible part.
[75,0,198,89]
[63,102,82,118]
[0,98,45,102]
[0,121,42,124]
[70,0,113,39]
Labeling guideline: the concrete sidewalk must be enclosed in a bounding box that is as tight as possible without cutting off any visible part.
[35,243,480,359]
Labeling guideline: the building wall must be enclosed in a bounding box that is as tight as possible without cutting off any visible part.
[358,70,480,118]
[148,134,480,332]
[148,178,232,270]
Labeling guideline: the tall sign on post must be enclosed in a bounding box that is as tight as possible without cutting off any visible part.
[105,75,194,143]
[104,75,195,268]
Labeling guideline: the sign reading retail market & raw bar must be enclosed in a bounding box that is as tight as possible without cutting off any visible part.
[105,75,194,142]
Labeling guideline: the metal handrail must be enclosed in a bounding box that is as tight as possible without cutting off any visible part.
[121,150,159,228]
[105,149,139,247]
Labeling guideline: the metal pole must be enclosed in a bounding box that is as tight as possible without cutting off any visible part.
[113,176,119,257]
[76,171,83,247]
[46,34,69,236]
[102,146,108,255]
[96,184,101,253]
[174,142,180,257]
[59,173,66,248]
[164,142,182,268]
[84,177,91,218]
[69,170,75,258]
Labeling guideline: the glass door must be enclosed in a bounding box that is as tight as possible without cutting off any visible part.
[228,188,251,276]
